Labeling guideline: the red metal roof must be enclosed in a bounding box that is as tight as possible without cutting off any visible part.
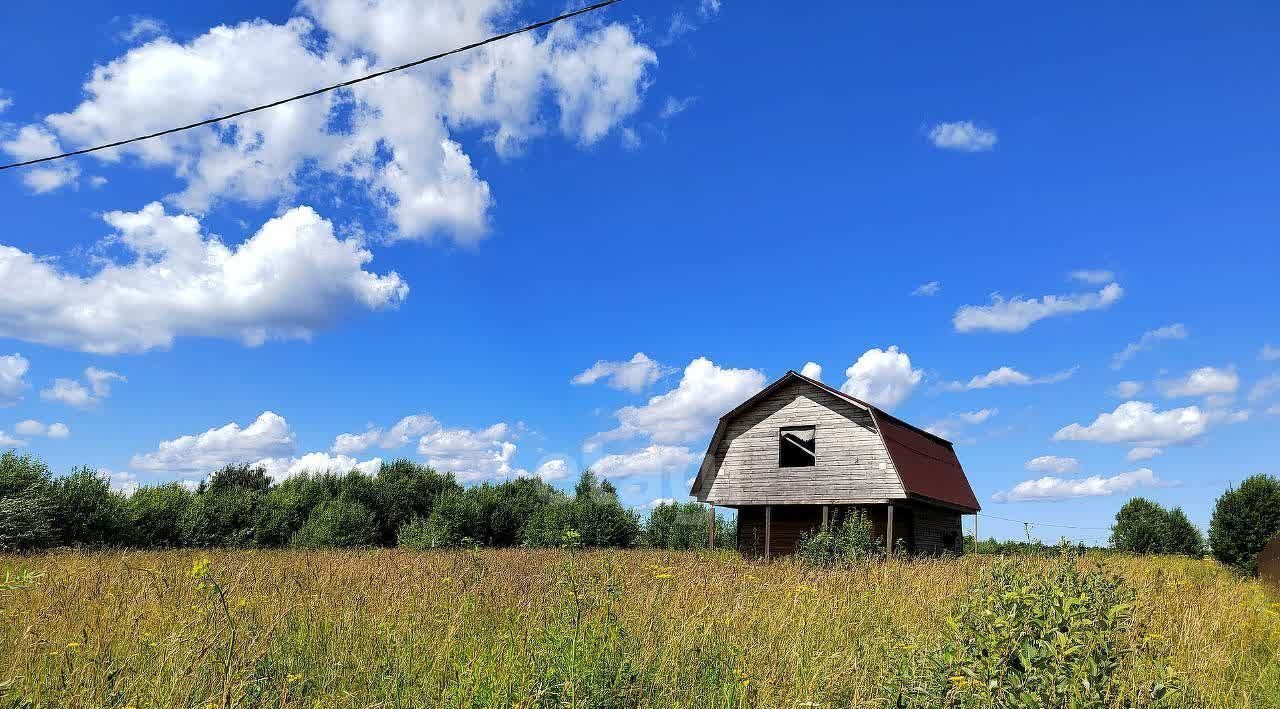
[871,409,981,512]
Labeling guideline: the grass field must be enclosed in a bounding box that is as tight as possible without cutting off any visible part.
[1,549,1278,708]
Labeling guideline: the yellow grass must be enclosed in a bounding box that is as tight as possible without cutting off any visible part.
[0,550,1277,708]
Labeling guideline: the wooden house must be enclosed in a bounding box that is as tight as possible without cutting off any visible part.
[689,370,980,558]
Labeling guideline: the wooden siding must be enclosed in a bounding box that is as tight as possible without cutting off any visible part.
[702,379,906,505]
[908,501,963,555]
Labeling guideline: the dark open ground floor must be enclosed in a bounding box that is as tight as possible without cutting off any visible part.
[727,501,965,559]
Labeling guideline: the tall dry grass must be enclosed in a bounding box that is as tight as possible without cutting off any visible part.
[0,549,1276,708]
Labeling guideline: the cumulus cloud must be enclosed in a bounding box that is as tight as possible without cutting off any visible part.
[331,414,440,454]
[18,2,655,244]
[0,125,80,193]
[1158,366,1239,399]
[840,346,922,409]
[1127,446,1162,462]
[945,365,1076,391]
[131,411,296,474]
[14,420,70,439]
[0,353,29,406]
[0,430,27,448]
[911,281,941,297]
[0,91,11,113]
[586,357,765,451]
[927,121,997,152]
[417,422,525,483]
[0,203,406,354]
[800,362,823,381]
[528,458,573,482]
[1111,323,1189,369]
[1052,401,1209,446]
[992,468,1164,502]
[39,367,125,408]
[590,445,697,478]
[1025,456,1080,474]
[1112,380,1144,399]
[954,283,1123,333]
[572,353,671,393]
[255,451,381,481]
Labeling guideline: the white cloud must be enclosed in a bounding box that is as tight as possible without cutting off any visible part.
[0,203,407,354]
[119,16,167,42]
[1127,446,1162,462]
[925,409,997,440]
[417,422,525,483]
[1025,455,1080,474]
[99,469,140,496]
[954,283,1123,333]
[1262,344,1280,361]
[590,444,697,478]
[40,379,93,408]
[699,0,722,17]
[13,420,70,439]
[660,96,696,120]
[945,365,1076,391]
[643,497,678,509]
[0,353,29,406]
[1112,380,1144,399]
[331,413,440,454]
[1068,269,1115,284]
[39,367,126,408]
[800,362,823,381]
[255,451,381,481]
[130,411,296,474]
[1158,366,1239,399]
[927,121,997,152]
[840,346,921,409]
[911,281,941,297]
[0,430,27,448]
[620,126,641,151]
[1052,401,1209,446]
[572,352,671,393]
[528,458,572,482]
[587,357,765,450]
[0,91,12,113]
[1248,374,1280,403]
[89,176,108,188]
[0,125,80,193]
[1111,323,1189,369]
[22,2,655,243]
[992,468,1163,502]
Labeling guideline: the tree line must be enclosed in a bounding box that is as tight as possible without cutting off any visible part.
[0,452,735,553]
[1109,474,1280,575]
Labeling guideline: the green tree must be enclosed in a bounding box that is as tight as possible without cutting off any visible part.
[644,501,734,550]
[1110,497,1169,554]
[372,460,459,544]
[181,486,261,548]
[291,496,379,548]
[0,452,56,551]
[48,467,128,547]
[1163,506,1205,557]
[524,471,639,548]
[1210,474,1280,575]
[127,483,194,547]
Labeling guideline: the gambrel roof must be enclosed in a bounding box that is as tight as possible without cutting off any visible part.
[690,370,980,512]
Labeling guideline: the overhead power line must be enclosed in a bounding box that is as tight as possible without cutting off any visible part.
[0,0,622,171]
[976,511,1110,532]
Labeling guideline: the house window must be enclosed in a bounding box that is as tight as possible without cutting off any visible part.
[779,425,816,467]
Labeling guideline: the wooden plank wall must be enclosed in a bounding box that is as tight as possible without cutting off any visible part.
[703,379,905,505]
[736,502,963,558]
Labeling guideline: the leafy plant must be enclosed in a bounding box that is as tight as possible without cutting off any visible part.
[796,509,881,567]
[1210,474,1280,575]
[291,496,378,548]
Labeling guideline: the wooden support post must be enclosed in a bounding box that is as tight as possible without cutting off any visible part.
[764,505,772,561]
[708,503,716,548]
[821,504,829,529]
[886,504,895,554]
[973,514,978,554]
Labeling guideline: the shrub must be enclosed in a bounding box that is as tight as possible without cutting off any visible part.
[890,557,1183,707]
[292,497,378,548]
[1163,507,1205,557]
[127,483,194,548]
[181,486,261,548]
[0,494,54,551]
[48,467,128,547]
[409,489,486,548]
[1210,474,1280,575]
[796,510,881,567]
[1111,497,1170,554]
[523,471,639,548]
[373,460,459,544]
[644,501,735,550]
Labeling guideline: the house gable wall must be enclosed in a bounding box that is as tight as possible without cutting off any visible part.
[701,378,906,505]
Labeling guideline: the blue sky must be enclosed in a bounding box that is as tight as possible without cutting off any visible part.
[1,1,1277,541]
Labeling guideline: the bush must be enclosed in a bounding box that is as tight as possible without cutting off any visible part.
[1163,507,1205,557]
[0,494,55,551]
[48,467,128,547]
[373,460,459,544]
[1210,474,1280,575]
[796,510,881,567]
[890,557,1183,707]
[524,471,639,548]
[1110,497,1204,557]
[292,497,379,548]
[181,486,261,548]
[644,501,735,550]
[127,483,194,547]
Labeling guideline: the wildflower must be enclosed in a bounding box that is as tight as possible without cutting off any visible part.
[66,642,81,649]
[287,673,303,684]
[189,557,210,579]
